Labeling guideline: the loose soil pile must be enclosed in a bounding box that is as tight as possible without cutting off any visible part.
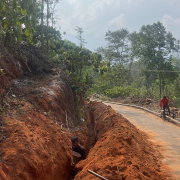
[0,44,53,104]
[75,101,173,180]
[0,47,88,180]
[0,48,173,180]
[0,74,78,180]
[0,110,72,180]
[0,55,24,103]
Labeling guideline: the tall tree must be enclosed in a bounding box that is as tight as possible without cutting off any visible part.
[75,26,86,48]
[0,0,39,46]
[47,0,49,52]
[50,0,60,28]
[131,21,177,97]
[41,0,44,50]
[105,28,130,85]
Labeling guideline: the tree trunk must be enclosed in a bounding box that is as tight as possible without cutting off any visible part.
[159,72,162,98]
[47,0,49,53]
[118,53,123,86]
[121,65,124,86]
[78,65,83,82]
[17,25,22,47]
[41,0,44,51]
[128,57,133,85]
[4,32,10,47]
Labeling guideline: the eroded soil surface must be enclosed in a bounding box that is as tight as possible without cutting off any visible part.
[0,57,175,180]
[105,102,180,180]
[0,72,89,180]
[75,101,173,180]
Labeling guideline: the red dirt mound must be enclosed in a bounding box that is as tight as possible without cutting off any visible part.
[75,101,173,180]
[0,49,90,180]
[1,107,72,180]
[0,73,83,180]
[0,56,25,103]
[7,74,77,125]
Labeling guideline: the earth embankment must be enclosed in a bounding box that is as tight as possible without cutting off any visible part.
[0,74,79,180]
[76,101,172,180]
[0,49,84,180]
[0,49,173,180]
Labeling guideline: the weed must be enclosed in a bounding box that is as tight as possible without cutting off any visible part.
[48,151,52,155]
[33,103,39,110]
[0,69,5,76]
[0,108,5,116]
[47,110,51,117]
[6,119,12,124]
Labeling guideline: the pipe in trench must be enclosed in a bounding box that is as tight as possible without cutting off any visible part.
[87,169,109,180]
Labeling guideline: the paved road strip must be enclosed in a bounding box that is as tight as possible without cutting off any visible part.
[102,101,180,180]
[91,99,180,127]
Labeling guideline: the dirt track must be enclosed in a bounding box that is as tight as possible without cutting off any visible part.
[105,102,180,180]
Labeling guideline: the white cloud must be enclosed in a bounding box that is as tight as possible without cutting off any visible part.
[59,17,76,35]
[166,0,180,7]
[91,0,121,9]
[59,0,123,36]
[87,0,122,21]
[67,0,77,5]
[109,14,126,29]
[162,15,180,28]
[128,0,144,4]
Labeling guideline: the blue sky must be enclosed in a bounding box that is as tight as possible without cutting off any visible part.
[55,0,180,51]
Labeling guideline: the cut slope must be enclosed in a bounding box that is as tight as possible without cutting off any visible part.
[1,109,72,180]
[75,101,172,180]
[0,73,78,180]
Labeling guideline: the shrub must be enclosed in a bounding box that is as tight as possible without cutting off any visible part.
[104,86,144,98]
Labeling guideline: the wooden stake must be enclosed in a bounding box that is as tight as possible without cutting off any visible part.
[117,166,121,180]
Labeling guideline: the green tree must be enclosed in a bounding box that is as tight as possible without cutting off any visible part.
[75,26,86,48]
[0,0,39,46]
[41,0,44,50]
[39,0,60,52]
[50,0,60,28]
[130,21,177,97]
[105,28,130,85]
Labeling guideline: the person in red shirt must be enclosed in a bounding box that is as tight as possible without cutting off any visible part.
[160,96,170,118]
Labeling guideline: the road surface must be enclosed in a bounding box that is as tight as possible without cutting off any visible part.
[104,102,180,180]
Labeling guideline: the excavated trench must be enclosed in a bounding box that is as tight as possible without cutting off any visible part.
[74,101,174,180]
[0,84,174,180]
[0,56,173,180]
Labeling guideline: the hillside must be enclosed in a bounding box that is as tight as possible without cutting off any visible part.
[0,46,173,180]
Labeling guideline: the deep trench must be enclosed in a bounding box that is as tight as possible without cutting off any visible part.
[87,111,96,151]
[70,110,97,180]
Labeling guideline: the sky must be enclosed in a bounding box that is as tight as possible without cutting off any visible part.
[55,0,180,51]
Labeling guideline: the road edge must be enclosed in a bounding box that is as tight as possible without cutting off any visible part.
[91,99,180,127]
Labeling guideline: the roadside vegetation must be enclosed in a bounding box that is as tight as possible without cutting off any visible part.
[89,22,180,107]
[1,1,180,107]
[0,2,179,179]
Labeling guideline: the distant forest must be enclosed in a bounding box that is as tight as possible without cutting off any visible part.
[1,0,180,106]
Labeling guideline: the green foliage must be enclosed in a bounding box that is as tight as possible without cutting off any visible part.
[75,26,86,48]
[88,22,180,107]
[0,0,39,45]
[49,39,102,93]
[104,85,162,100]
[130,22,177,97]
[104,86,141,98]
[27,25,62,47]
[0,69,5,76]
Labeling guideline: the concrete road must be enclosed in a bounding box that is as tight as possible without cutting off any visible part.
[104,102,180,180]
